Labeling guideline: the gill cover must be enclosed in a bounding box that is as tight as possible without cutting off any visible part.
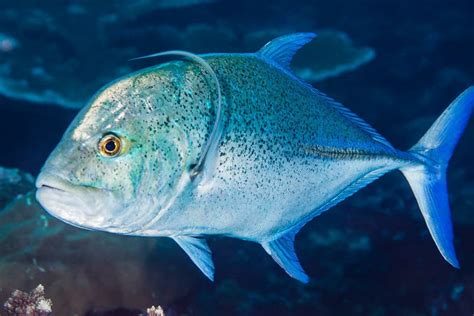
[131,50,224,183]
[132,50,223,280]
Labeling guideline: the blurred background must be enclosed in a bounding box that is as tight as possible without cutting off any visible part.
[0,0,473,315]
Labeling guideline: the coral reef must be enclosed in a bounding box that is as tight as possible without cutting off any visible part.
[0,0,375,109]
[3,284,52,316]
[146,306,165,316]
[2,285,167,316]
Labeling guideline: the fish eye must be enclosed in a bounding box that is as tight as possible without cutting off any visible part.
[98,133,122,157]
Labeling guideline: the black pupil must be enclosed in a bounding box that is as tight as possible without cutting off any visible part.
[105,139,116,152]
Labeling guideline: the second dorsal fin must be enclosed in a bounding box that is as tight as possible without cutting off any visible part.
[258,32,316,70]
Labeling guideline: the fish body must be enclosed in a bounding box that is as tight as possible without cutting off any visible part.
[139,53,407,239]
[36,33,474,282]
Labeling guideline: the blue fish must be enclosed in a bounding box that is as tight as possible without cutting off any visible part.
[35,33,474,282]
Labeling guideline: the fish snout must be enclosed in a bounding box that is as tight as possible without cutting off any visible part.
[35,170,125,231]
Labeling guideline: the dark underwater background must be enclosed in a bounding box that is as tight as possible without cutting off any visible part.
[0,0,473,315]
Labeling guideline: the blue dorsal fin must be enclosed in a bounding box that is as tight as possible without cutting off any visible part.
[172,236,215,281]
[262,229,309,283]
[258,33,316,70]
[258,33,392,149]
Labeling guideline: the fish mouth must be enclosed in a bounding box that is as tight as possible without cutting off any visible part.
[36,172,106,196]
[35,171,123,232]
[35,171,98,229]
[38,184,65,192]
[36,172,74,193]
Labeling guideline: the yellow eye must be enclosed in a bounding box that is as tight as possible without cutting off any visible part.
[98,134,122,157]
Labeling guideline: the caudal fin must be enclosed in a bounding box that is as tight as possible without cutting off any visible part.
[401,87,474,268]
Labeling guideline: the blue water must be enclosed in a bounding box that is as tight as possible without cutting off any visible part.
[0,0,472,315]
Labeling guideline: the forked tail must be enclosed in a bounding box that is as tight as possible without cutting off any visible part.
[401,87,474,268]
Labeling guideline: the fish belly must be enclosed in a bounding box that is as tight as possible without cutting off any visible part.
[189,151,398,241]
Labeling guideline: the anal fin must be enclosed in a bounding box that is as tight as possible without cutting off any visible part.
[262,230,309,283]
[172,236,215,281]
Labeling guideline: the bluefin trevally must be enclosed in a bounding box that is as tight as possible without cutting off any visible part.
[35,33,474,283]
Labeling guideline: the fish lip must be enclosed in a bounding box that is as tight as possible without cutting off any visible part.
[35,172,72,193]
[36,171,111,195]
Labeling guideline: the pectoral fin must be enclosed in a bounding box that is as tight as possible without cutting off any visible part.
[262,231,309,283]
[173,236,215,281]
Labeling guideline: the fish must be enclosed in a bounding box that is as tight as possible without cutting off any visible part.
[35,33,474,283]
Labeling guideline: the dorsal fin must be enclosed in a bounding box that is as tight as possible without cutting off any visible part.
[257,33,392,149]
[258,33,316,70]
[262,229,309,283]
[172,236,215,281]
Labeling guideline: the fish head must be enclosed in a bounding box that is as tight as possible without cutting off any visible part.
[36,72,195,233]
